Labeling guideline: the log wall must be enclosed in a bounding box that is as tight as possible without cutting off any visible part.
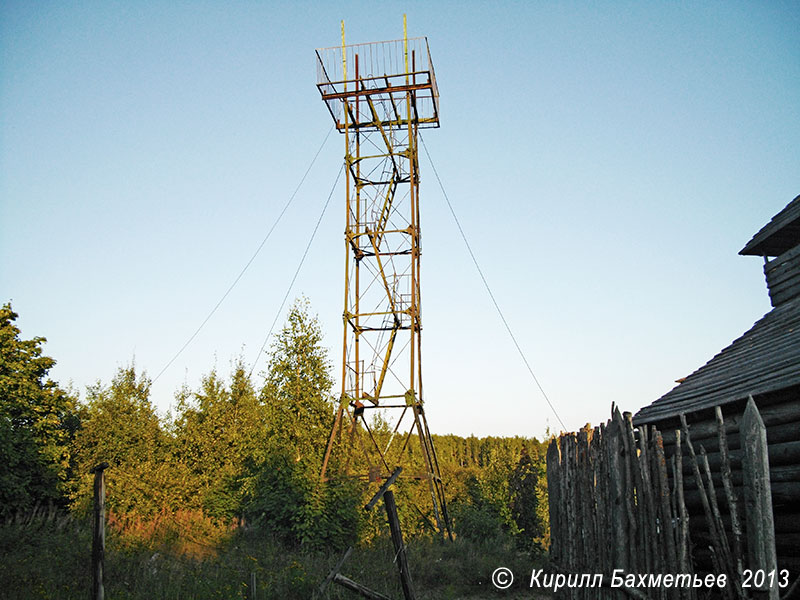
[547,401,789,600]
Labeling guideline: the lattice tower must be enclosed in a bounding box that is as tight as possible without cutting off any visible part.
[316,21,451,537]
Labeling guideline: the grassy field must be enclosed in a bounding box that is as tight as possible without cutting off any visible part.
[0,509,550,599]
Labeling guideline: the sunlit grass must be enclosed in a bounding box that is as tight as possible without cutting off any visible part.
[0,509,547,599]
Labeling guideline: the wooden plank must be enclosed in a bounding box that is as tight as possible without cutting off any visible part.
[682,463,800,489]
[691,530,800,554]
[680,414,726,579]
[699,446,735,600]
[546,438,562,565]
[769,277,800,306]
[659,398,800,446]
[741,397,779,600]
[333,574,394,600]
[615,409,638,575]
[716,406,744,584]
[596,421,611,600]
[654,431,678,582]
[665,419,800,459]
[673,430,691,599]
[364,467,403,511]
[764,240,800,270]
[578,427,592,575]
[683,481,799,510]
[625,414,650,576]
[562,433,577,574]
[639,425,660,575]
[635,336,800,421]
[765,255,800,287]
[593,425,610,584]
[691,510,800,534]
[318,546,354,596]
[765,247,800,282]
[606,416,628,575]
[764,244,800,283]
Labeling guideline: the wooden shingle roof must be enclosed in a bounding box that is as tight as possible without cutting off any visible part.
[740,194,800,257]
[634,295,800,425]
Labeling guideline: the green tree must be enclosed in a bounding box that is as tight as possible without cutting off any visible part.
[508,446,544,550]
[261,297,334,466]
[245,298,358,548]
[171,359,267,519]
[0,303,77,518]
[71,365,169,515]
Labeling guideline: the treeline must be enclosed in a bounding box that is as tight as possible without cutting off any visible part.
[0,300,548,553]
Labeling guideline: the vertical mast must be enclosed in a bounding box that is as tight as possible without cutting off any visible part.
[316,20,450,538]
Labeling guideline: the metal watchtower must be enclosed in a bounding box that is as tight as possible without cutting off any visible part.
[316,20,450,537]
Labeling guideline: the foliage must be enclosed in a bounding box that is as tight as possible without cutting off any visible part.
[2,299,554,596]
[450,474,508,542]
[245,298,359,550]
[70,365,169,515]
[0,303,77,518]
[261,296,334,466]
[170,360,267,519]
[509,445,545,551]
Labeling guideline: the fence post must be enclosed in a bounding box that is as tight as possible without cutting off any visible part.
[384,490,416,600]
[91,462,109,600]
[546,438,561,566]
[741,397,779,600]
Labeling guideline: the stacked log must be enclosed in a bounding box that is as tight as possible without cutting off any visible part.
[547,401,784,600]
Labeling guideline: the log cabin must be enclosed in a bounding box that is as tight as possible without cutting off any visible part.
[633,194,800,576]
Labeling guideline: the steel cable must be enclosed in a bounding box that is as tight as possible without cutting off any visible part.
[248,163,344,379]
[153,126,334,384]
[419,134,567,431]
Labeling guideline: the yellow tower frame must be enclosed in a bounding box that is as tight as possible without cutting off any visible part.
[315,20,450,536]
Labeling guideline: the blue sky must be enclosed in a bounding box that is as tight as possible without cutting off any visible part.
[2,1,798,438]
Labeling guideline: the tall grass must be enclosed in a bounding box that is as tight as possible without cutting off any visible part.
[0,509,547,599]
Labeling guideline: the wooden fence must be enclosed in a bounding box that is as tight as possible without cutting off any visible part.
[546,399,783,600]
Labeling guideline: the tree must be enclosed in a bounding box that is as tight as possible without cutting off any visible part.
[171,359,268,519]
[260,296,334,467]
[245,298,357,548]
[70,365,168,515]
[0,303,77,518]
[508,446,545,550]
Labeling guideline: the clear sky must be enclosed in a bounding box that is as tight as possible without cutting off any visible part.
[2,1,798,438]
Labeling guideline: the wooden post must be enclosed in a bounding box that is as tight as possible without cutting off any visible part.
[91,462,109,600]
[673,431,690,577]
[624,413,646,578]
[250,571,257,600]
[741,397,779,600]
[654,431,678,578]
[680,414,726,578]
[546,438,562,566]
[699,446,734,600]
[333,574,394,600]
[365,467,403,511]
[384,490,416,600]
[606,416,628,600]
[615,409,637,575]
[638,426,660,576]
[716,406,744,583]
[318,546,354,597]
[591,426,607,588]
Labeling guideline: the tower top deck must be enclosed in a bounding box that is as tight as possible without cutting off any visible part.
[315,37,439,132]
